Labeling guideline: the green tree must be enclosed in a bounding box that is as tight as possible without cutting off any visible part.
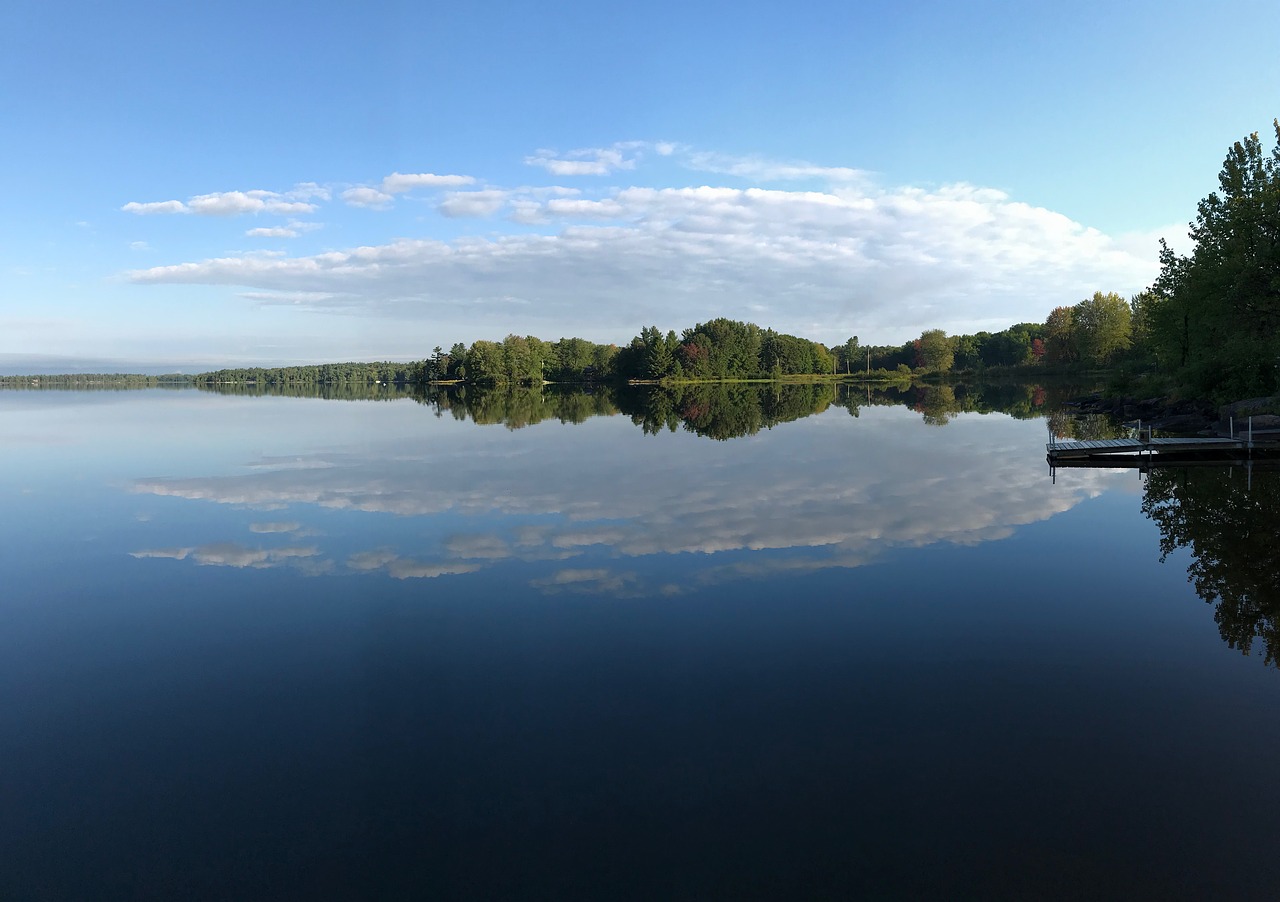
[464,340,502,384]
[553,337,595,381]
[951,333,983,370]
[913,329,953,372]
[501,334,537,384]
[980,328,1031,367]
[839,336,860,374]
[1043,306,1078,364]
[591,343,618,378]
[1147,121,1280,398]
[447,342,467,379]
[679,318,765,379]
[1072,291,1132,364]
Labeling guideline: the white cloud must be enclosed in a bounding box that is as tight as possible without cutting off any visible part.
[341,186,394,209]
[525,145,639,176]
[543,198,627,219]
[238,290,339,304]
[286,182,331,202]
[122,200,188,215]
[508,199,546,224]
[130,240,151,251]
[247,219,324,238]
[381,172,476,193]
[246,227,299,238]
[187,191,316,216]
[687,151,870,184]
[264,200,318,215]
[125,191,318,217]
[128,175,1157,342]
[438,189,508,218]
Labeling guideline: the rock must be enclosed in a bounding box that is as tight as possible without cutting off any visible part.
[1219,396,1280,419]
[1149,414,1212,434]
[1243,414,1280,431]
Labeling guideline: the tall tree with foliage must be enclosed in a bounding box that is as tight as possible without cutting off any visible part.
[1072,291,1132,364]
[913,329,953,371]
[1043,306,1077,363]
[1147,121,1280,399]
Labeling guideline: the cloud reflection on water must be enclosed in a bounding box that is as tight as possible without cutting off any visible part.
[130,542,325,571]
[127,402,1129,596]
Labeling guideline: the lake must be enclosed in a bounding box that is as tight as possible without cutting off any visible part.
[3,383,1278,900]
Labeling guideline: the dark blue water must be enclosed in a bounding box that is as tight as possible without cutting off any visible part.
[2,389,1278,900]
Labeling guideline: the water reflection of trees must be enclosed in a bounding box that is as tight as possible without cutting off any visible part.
[1045,411,1128,441]
[1143,468,1280,667]
[419,385,620,429]
[199,378,1114,439]
[842,381,1090,425]
[620,383,838,440]
[197,381,413,401]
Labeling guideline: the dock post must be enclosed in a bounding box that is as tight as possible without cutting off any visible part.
[1230,416,1234,439]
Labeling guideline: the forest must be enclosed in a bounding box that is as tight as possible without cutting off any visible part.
[0,373,194,389]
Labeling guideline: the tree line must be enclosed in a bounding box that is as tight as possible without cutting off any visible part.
[0,373,195,389]
[198,361,427,386]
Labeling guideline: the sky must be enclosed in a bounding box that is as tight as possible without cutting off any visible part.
[2,0,1278,371]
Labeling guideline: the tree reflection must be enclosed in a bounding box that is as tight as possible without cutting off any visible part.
[200,377,1120,442]
[416,385,620,428]
[1142,467,1280,666]
[620,383,837,440]
[1046,410,1127,441]
[913,385,958,426]
[851,381,1087,426]
[199,381,412,401]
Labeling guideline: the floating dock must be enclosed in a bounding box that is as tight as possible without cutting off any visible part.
[1047,435,1245,462]
[1048,417,1280,469]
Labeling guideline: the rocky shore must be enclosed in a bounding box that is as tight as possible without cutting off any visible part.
[1063,394,1280,436]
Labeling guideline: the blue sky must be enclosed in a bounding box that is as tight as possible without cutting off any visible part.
[3,0,1278,370]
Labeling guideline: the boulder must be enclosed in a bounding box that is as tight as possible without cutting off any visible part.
[1219,396,1280,419]
[1149,413,1213,434]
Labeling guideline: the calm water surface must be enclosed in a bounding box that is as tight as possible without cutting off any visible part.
[2,386,1278,900]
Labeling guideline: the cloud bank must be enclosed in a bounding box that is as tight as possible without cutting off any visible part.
[121,143,1160,343]
[123,187,322,217]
